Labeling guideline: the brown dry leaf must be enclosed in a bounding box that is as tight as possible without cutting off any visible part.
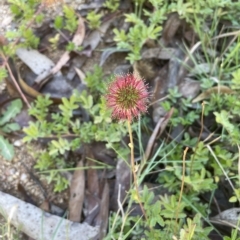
[35,16,85,85]
[18,77,42,98]
[84,150,101,225]
[192,85,235,103]
[91,142,116,166]
[87,159,100,196]
[0,35,7,46]
[133,60,156,81]
[6,58,42,100]
[51,16,85,75]
[145,108,174,161]
[210,208,240,230]
[167,47,185,88]
[69,160,85,222]
[86,149,99,197]
[110,158,130,211]
[6,56,66,101]
[95,181,109,239]
[161,13,181,45]
[39,200,50,212]
[74,67,86,85]
[84,194,100,225]
[151,64,169,123]
[141,47,175,59]
[151,64,169,104]
[81,18,113,57]
[150,47,185,121]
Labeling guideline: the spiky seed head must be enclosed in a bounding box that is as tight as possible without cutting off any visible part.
[106,74,149,121]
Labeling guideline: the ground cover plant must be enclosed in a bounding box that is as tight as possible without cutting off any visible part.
[1,0,240,239]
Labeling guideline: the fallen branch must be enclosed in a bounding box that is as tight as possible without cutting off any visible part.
[0,191,99,240]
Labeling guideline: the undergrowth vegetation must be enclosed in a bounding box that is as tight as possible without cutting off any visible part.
[1,0,240,239]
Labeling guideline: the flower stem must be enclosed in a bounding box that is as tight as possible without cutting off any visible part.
[127,119,147,220]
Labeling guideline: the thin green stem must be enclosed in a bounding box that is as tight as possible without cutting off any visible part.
[127,119,147,220]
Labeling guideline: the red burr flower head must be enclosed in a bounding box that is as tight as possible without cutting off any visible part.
[106,74,149,121]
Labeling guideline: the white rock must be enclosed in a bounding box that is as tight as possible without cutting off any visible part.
[0,191,99,240]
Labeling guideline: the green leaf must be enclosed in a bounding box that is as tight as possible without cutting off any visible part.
[63,4,75,19]
[86,11,102,29]
[23,122,42,142]
[63,5,78,32]
[229,196,237,203]
[35,14,44,24]
[0,99,22,126]
[10,4,22,17]
[54,16,63,29]
[0,136,14,161]
[1,123,20,133]
[214,110,234,133]
[49,138,71,155]
[0,67,8,82]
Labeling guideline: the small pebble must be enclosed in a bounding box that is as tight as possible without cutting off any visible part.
[7,176,13,182]
[20,173,29,183]
[9,168,16,175]
[13,139,24,147]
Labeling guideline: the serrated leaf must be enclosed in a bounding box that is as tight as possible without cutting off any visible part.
[0,136,14,161]
[22,122,41,142]
[51,140,61,149]
[0,99,22,126]
[49,148,58,156]
[2,123,20,133]
[214,110,234,133]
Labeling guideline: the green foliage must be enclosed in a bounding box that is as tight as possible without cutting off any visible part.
[84,65,106,94]
[162,87,200,127]
[48,34,60,50]
[86,11,102,29]
[113,0,240,64]
[3,0,240,238]
[223,229,240,240]
[141,186,165,229]
[113,0,167,63]
[0,136,15,161]
[62,5,78,33]
[54,16,63,30]
[4,0,41,53]
[0,99,22,161]
[103,0,120,12]
[53,6,79,35]
[113,11,163,63]
[0,68,8,83]
[23,67,128,191]
[232,69,240,89]
[66,41,83,52]
[105,212,142,240]
[106,185,211,240]
[179,213,212,240]
[4,0,79,56]
[9,0,38,20]
[212,69,240,145]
